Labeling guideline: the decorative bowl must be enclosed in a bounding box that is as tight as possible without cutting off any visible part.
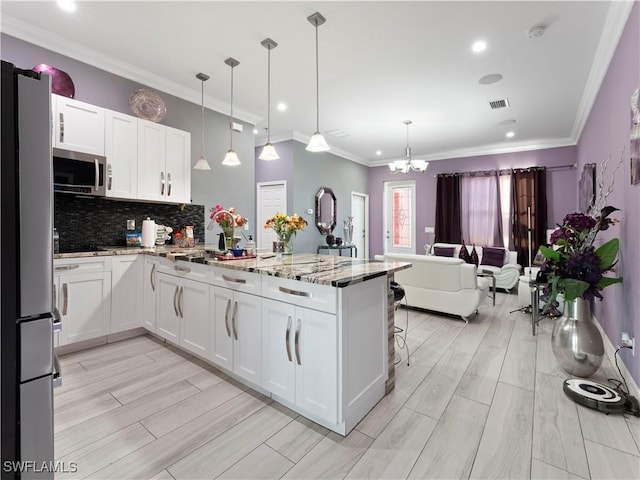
[335,237,343,246]
[129,88,167,122]
[230,248,244,257]
[32,64,75,98]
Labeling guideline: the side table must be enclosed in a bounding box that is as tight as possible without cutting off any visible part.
[317,244,358,257]
[477,270,496,306]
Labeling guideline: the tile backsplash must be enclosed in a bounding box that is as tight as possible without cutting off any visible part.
[55,194,204,252]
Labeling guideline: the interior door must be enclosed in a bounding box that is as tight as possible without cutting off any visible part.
[256,181,287,252]
[350,192,368,259]
[384,180,416,254]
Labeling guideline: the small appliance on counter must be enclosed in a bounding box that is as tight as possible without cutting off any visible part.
[156,225,173,245]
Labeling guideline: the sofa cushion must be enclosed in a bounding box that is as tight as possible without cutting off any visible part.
[481,247,505,267]
[434,246,455,257]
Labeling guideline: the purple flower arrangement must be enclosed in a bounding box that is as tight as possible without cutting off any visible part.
[541,206,622,308]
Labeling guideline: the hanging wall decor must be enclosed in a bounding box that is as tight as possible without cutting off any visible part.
[630,87,640,185]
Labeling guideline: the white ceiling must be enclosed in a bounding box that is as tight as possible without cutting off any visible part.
[1,1,633,166]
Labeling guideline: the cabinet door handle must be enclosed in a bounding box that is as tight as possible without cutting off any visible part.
[160,172,165,196]
[150,263,156,292]
[53,283,57,310]
[94,158,100,191]
[59,112,64,142]
[62,283,68,316]
[224,298,231,338]
[173,286,179,317]
[285,316,292,362]
[167,172,172,197]
[174,265,191,273]
[294,318,301,365]
[279,286,312,298]
[232,301,238,340]
[222,275,246,284]
[178,286,184,318]
[107,163,113,190]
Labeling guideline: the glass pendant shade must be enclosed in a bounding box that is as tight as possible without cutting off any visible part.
[306,132,330,152]
[222,149,241,167]
[259,143,279,160]
[194,155,211,171]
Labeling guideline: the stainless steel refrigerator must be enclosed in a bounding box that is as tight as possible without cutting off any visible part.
[1,60,61,479]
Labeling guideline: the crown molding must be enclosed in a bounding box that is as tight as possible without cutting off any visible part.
[368,137,577,167]
[1,15,261,125]
[570,0,635,141]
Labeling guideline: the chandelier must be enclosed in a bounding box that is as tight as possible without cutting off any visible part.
[388,120,428,174]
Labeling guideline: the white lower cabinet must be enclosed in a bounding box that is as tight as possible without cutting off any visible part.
[262,298,337,424]
[110,255,142,334]
[210,286,262,386]
[142,257,158,332]
[54,259,112,346]
[156,272,210,358]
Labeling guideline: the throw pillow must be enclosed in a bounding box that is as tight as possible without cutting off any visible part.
[481,247,506,267]
[459,243,471,263]
[433,246,455,257]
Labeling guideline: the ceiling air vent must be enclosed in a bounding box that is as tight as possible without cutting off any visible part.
[489,98,509,110]
[489,98,510,110]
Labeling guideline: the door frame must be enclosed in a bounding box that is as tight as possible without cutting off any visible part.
[256,180,287,250]
[350,191,369,259]
[383,180,417,254]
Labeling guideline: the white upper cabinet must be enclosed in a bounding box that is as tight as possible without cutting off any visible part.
[105,110,138,199]
[52,95,105,155]
[138,119,191,204]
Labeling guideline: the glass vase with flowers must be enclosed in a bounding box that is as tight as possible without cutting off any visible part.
[207,205,248,249]
[264,213,308,254]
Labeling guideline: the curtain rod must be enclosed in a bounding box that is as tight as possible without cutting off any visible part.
[434,163,576,177]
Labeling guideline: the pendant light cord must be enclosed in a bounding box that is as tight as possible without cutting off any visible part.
[229,66,234,150]
[267,46,271,143]
[314,22,320,133]
[200,79,205,156]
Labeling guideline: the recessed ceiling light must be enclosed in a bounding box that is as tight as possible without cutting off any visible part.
[472,40,487,53]
[57,0,76,12]
[376,150,382,156]
[276,102,287,112]
[252,128,259,134]
[479,73,503,85]
[506,131,515,138]
[527,24,547,38]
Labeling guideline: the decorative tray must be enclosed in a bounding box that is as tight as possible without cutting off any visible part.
[214,254,257,261]
[129,88,167,122]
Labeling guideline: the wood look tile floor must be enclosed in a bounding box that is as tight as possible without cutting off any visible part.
[55,293,640,479]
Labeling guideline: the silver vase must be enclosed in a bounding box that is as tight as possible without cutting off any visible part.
[551,297,604,378]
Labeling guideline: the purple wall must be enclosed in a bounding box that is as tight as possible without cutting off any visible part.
[576,4,639,385]
[368,146,577,256]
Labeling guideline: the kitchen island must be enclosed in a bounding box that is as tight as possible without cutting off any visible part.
[54,248,411,435]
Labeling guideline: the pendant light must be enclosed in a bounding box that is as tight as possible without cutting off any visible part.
[258,38,279,161]
[388,120,429,174]
[222,57,241,166]
[306,12,330,152]
[193,72,211,170]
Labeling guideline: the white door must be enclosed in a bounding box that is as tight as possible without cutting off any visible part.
[233,291,262,386]
[137,120,166,202]
[142,257,157,332]
[179,278,210,358]
[165,126,191,203]
[295,306,338,424]
[53,95,105,155]
[384,180,416,254]
[105,110,138,199]
[210,286,234,370]
[256,181,287,252]
[262,299,296,403]
[156,273,180,343]
[110,255,142,334]
[350,192,369,259]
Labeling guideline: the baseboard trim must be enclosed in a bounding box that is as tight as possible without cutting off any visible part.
[593,314,640,401]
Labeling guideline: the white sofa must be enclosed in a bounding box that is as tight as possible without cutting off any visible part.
[430,243,521,291]
[379,253,490,322]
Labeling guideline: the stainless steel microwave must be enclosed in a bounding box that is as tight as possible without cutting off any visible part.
[52,148,106,196]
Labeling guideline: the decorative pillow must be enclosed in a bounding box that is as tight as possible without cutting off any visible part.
[433,246,455,257]
[481,247,506,268]
[459,244,471,263]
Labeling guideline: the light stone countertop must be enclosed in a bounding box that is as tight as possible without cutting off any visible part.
[55,246,411,287]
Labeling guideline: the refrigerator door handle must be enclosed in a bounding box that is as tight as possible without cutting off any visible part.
[52,307,62,333]
[52,352,62,389]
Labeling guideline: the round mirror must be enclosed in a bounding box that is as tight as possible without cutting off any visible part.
[315,187,336,234]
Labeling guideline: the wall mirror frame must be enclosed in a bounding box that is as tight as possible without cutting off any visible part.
[315,186,337,234]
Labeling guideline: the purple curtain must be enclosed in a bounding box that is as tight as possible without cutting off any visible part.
[434,174,462,244]
[511,167,547,266]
